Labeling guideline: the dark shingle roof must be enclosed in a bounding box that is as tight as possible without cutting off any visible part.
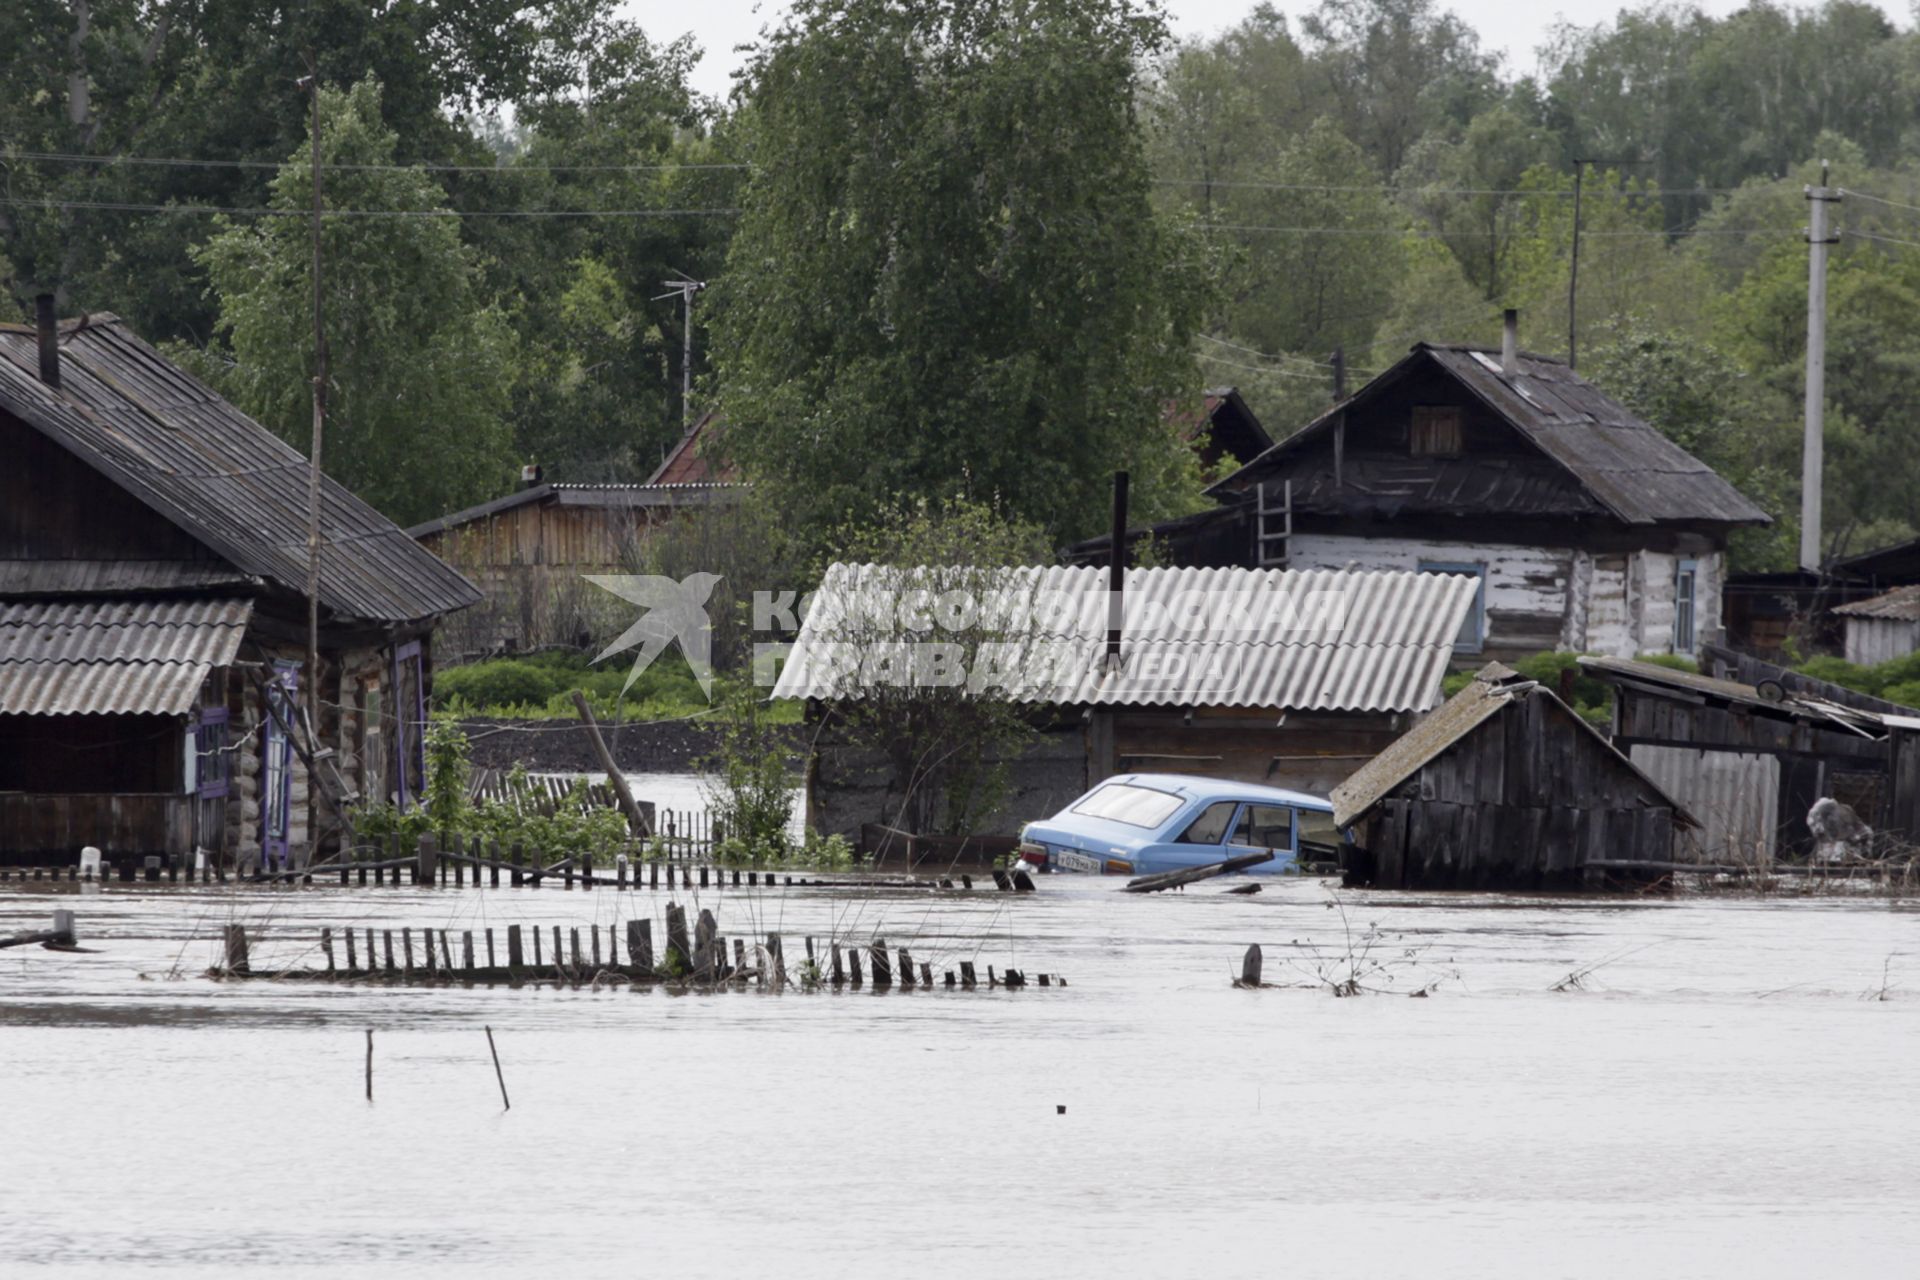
[0,316,480,624]
[1211,343,1771,528]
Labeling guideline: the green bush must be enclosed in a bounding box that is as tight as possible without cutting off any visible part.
[1796,654,1881,695]
[434,659,564,709]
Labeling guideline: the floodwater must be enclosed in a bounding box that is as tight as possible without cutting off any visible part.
[2,872,1917,1278]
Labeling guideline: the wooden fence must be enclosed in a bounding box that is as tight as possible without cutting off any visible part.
[217,917,1056,991]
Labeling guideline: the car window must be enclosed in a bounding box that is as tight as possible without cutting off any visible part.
[1231,803,1294,851]
[1298,809,1341,851]
[1175,801,1238,845]
[1069,783,1184,829]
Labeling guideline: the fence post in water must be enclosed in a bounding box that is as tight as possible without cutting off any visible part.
[223,924,250,974]
[346,928,358,972]
[402,928,415,975]
[664,904,691,975]
[694,910,718,980]
[830,943,845,985]
[920,962,932,986]
[1240,945,1263,988]
[508,924,525,976]
[590,927,601,969]
[486,1026,509,1112]
[417,833,437,886]
[463,930,475,974]
[848,945,863,986]
[638,919,655,972]
[617,855,629,890]
[365,1029,374,1102]
[554,926,565,972]
[732,937,746,977]
[510,844,524,888]
[321,927,335,971]
[626,920,644,968]
[582,852,593,889]
[423,930,437,974]
[960,961,976,988]
[870,939,891,986]
[383,930,395,973]
[486,928,496,970]
[898,949,914,987]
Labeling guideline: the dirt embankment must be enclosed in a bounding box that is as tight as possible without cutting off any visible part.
[459,717,805,776]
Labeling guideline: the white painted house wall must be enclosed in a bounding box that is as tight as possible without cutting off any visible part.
[1286,533,1721,658]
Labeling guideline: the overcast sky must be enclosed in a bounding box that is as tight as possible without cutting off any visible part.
[623,0,1907,101]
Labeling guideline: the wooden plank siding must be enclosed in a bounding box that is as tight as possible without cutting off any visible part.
[0,793,193,862]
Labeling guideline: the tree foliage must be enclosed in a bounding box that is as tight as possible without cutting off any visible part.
[189,78,518,526]
[709,0,1210,547]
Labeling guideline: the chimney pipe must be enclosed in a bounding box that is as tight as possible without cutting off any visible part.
[1501,308,1519,377]
[34,294,59,388]
[520,463,543,490]
[1106,471,1129,665]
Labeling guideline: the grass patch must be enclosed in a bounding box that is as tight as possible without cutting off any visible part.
[436,648,801,722]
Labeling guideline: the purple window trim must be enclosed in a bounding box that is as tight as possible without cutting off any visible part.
[393,641,425,812]
[195,706,231,800]
[263,664,299,864]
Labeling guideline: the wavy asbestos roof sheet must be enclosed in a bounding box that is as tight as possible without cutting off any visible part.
[770,563,1478,711]
[0,598,251,715]
[1833,584,1920,622]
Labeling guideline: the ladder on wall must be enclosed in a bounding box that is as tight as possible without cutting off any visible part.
[1255,480,1292,567]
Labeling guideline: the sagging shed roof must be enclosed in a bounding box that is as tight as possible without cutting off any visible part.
[1578,654,1892,735]
[1332,662,1694,828]
[1211,343,1771,528]
[770,563,1478,712]
[0,315,480,625]
[1833,584,1920,622]
[0,598,251,716]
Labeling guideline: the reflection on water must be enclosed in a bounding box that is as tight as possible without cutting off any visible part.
[1,877,1917,1276]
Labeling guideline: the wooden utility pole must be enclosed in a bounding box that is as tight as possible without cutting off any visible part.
[1802,164,1840,572]
[301,65,327,733]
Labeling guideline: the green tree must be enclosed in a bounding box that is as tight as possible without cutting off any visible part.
[709,0,1209,547]
[0,0,615,336]
[189,78,518,526]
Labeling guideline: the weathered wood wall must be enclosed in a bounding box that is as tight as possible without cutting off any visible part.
[1285,531,1722,662]
[0,793,193,861]
[1102,705,1403,796]
[1356,692,1680,888]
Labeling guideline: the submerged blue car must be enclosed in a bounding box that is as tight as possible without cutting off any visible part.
[1016,773,1341,878]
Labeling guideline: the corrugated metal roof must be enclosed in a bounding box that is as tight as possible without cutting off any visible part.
[1834,584,1920,621]
[0,598,250,715]
[0,316,480,624]
[1210,343,1771,528]
[770,563,1477,711]
[1579,654,1891,733]
[1332,662,1695,828]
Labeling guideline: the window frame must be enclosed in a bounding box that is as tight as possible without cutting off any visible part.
[1410,405,1465,457]
[1674,557,1700,655]
[1229,802,1297,854]
[1175,800,1240,845]
[1419,560,1488,654]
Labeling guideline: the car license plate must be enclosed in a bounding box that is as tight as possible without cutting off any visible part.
[1052,849,1103,874]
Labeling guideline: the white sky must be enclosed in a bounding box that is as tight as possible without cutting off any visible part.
[623,0,1907,102]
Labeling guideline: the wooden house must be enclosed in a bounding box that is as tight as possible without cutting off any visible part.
[408,480,733,657]
[1332,662,1694,890]
[1579,648,1912,864]
[0,308,479,869]
[770,562,1479,840]
[1073,317,1771,666]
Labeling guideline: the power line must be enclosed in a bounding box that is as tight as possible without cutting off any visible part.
[1837,188,1920,218]
[0,196,739,219]
[1196,350,1334,380]
[1161,176,1751,198]
[1195,333,1336,368]
[1846,228,1920,251]
[1197,222,1793,238]
[4,149,752,175]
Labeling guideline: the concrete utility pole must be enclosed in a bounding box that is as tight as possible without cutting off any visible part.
[1567,164,1584,370]
[300,65,327,734]
[655,276,706,431]
[1802,164,1840,572]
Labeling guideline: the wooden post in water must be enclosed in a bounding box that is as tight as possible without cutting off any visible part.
[553,926,565,972]
[486,928,496,970]
[637,919,655,971]
[383,930,395,973]
[321,927,335,971]
[920,962,932,986]
[508,924,525,975]
[423,930,437,974]
[532,927,543,967]
[664,904,691,975]
[960,961,976,988]
[402,928,415,974]
[848,946,863,986]
[486,1026,509,1111]
[1240,944,1263,987]
[510,844,524,887]
[830,943,845,984]
[345,928,358,972]
[694,909,718,980]
[463,930,475,974]
[626,920,644,968]
[650,862,659,890]
[417,833,437,886]
[898,949,914,987]
[732,937,746,977]
[365,1029,374,1102]
[223,924,250,974]
[870,938,891,986]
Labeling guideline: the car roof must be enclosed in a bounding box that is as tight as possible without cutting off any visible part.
[1099,773,1332,812]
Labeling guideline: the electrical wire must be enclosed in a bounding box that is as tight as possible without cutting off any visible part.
[1846,228,1920,251]
[1838,188,1920,218]
[1195,333,1338,368]
[0,196,739,219]
[5,149,753,175]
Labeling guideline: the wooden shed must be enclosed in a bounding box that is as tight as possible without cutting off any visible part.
[1833,585,1920,666]
[1581,650,1908,864]
[1334,663,1694,890]
[0,310,479,869]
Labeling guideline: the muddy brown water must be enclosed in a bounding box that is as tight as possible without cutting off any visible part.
[2,876,1916,1277]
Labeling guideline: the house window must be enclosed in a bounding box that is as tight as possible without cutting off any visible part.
[1411,406,1464,457]
[194,707,230,799]
[1419,560,1487,653]
[1674,559,1699,654]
